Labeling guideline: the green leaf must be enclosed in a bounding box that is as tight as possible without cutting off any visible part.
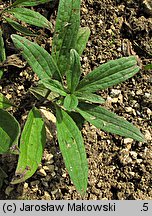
[56,106,88,195]
[39,79,67,96]
[66,49,81,93]
[0,93,15,109]
[52,0,80,76]
[67,111,85,130]
[63,94,78,111]
[11,34,61,80]
[75,92,105,104]
[0,109,20,154]
[4,17,36,36]
[76,103,145,142]
[0,29,6,78]
[0,167,7,189]
[11,0,52,7]
[30,84,59,101]
[76,27,90,55]
[144,63,152,70]
[8,8,52,30]
[11,107,46,184]
[76,56,140,92]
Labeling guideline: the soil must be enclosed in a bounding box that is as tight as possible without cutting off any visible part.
[0,0,151,200]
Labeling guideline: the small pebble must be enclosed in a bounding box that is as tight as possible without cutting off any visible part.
[23,182,28,189]
[30,180,40,187]
[45,153,54,161]
[144,93,151,98]
[125,107,133,113]
[37,168,47,177]
[41,180,49,187]
[119,149,132,165]
[130,151,138,159]
[136,89,142,95]
[137,159,143,164]
[43,191,51,200]
[43,166,50,171]
[62,173,67,178]
[144,130,151,141]
[129,172,135,176]
[124,138,133,144]
[47,165,55,172]
[110,89,121,96]
[111,97,118,103]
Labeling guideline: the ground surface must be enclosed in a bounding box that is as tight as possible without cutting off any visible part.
[0,0,151,200]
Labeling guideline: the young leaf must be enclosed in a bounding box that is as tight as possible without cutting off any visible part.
[63,94,78,111]
[0,93,14,109]
[76,56,140,93]
[0,109,20,154]
[11,34,61,80]
[56,106,88,195]
[66,49,81,93]
[52,0,81,76]
[30,84,59,101]
[76,27,90,55]
[76,103,145,142]
[39,79,67,96]
[11,107,46,184]
[4,17,36,36]
[8,8,52,30]
[11,0,52,7]
[0,29,6,78]
[75,92,105,104]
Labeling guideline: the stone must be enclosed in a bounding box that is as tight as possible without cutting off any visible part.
[43,191,51,200]
[145,130,151,141]
[30,180,40,187]
[37,168,47,177]
[130,151,138,159]
[124,138,133,144]
[45,153,54,161]
[136,89,143,95]
[110,89,121,96]
[47,165,55,172]
[125,107,133,113]
[23,182,28,189]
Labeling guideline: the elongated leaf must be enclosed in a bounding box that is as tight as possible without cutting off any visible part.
[8,8,52,30]
[30,84,59,101]
[0,109,20,154]
[4,17,36,36]
[0,93,14,109]
[67,111,85,130]
[0,167,7,189]
[76,27,90,55]
[52,0,80,76]
[75,92,105,104]
[56,106,88,194]
[63,94,78,111]
[11,0,51,7]
[11,34,61,80]
[0,29,6,78]
[0,30,6,62]
[76,103,145,142]
[39,79,67,96]
[76,56,140,92]
[11,107,46,184]
[66,49,81,93]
